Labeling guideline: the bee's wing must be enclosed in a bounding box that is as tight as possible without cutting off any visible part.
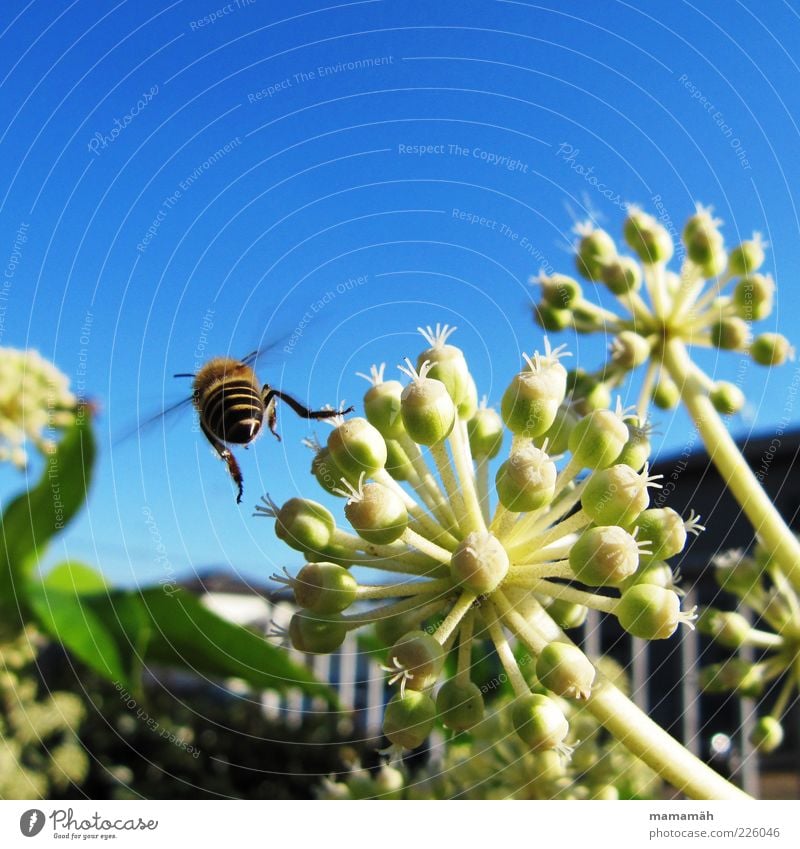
[113,393,195,445]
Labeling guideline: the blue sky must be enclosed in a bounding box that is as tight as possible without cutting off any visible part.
[2,0,800,588]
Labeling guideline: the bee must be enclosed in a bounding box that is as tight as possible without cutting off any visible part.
[165,350,352,503]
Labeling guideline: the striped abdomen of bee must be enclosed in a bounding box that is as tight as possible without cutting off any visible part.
[195,358,264,445]
[190,355,353,503]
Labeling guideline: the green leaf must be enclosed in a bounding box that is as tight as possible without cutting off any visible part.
[27,582,130,686]
[121,588,334,702]
[29,579,334,702]
[0,409,95,615]
[43,561,108,593]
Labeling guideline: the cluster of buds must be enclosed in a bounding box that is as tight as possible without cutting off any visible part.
[698,545,800,754]
[0,627,89,798]
[533,206,792,421]
[0,347,77,468]
[318,658,661,800]
[259,326,699,756]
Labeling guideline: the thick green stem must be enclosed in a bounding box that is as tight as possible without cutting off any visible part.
[586,681,750,800]
[662,338,800,590]
[496,591,749,799]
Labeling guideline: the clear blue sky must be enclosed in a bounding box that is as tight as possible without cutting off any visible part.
[2,0,800,588]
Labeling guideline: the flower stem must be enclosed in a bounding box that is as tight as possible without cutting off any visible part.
[496,590,749,799]
[355,577,453,601]
[475,455,491,524]
[526,578,618,614]
[434,590,477,645]
[448,417,487,534]
[401,528,455,564]
[396,433,459,528]
[456,610,475,683]
[484,602,530,696]
[662,337,800,590]
[374,468,459,549]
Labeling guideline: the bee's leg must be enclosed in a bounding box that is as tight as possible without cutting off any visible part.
[262,387,354,420]
[201,421,244,503]
[264,395,281,442]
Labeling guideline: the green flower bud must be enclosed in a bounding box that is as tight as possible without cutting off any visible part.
[545,597,588,629]
[582,463,652,527]
[496,444,557,512]
[700,246,729,279]
[696,608,751,649]
[713,552,762,597]
[534,302,573,332]
[289,610,348,653]
[682,207,723,266]
[389,630,445,691]
[450,532,509,594]
[710,317,750,351]
[624,209,673,264]
[374,610,424,649]
[364,380,405,439]
[572,303,606,333]
[732,274,775,321]
[275,498,336,553]
[400,363,456,445]
[728,238,765,276]
[501,358,566,437]
[749,717,784,754]
[567,369,611,414]
[652,376,680,410]
[569,525,640,586]
[635,508,687,563]
[568,409,630,470]
[346,768,377,800]
[436,679,486,731]
[617,585,683,639]
[622,560,675,592]
[540,272,583,307]
[311,447,348,495]
[511,693,570,750]
[467,407,504,459]
[615,418,652,472]
[601,255,642,295]
[611,331,651,370]
[328,417,387,478]
[292,562,358,614]
[592,785,620,801]
[535,406,578,455]
[303,541,355,567]
[576,228,616,281]
[700,658,764,697]
[710,381,745,416]
[536,642,595,700]
[373,764,405,799]
[344,482,408,544]
[384,438,412,481]
[751,333,793,366]
[383,690,437,749]
[458,374,479,419]
[415,325,470,406]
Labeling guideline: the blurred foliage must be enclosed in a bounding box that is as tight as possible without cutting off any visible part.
[0,346,332,698]
[0,627,88,799]
[321,658,663,800]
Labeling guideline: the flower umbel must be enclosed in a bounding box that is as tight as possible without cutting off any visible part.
[262,328,706,783]
[0,348,77,468]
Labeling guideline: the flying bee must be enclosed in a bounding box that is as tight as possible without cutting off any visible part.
[137,349,352,503]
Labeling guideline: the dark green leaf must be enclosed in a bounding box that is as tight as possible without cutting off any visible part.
[0,409,95,616]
